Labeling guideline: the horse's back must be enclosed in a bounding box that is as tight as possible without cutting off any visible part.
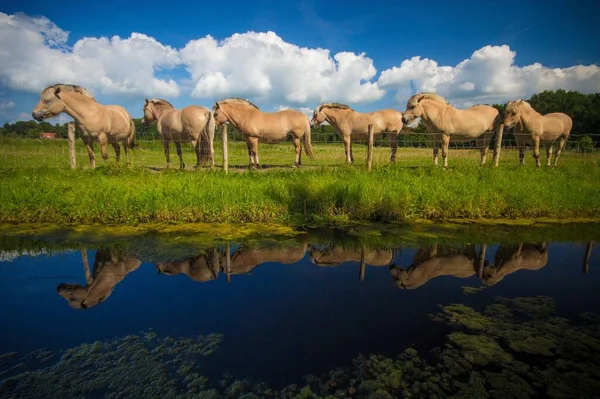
[543,112,572,135]
[181,105,211,129]
[105,105,133,134]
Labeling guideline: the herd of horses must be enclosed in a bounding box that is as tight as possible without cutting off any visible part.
[57,240,591,310]
[31,83,574,169]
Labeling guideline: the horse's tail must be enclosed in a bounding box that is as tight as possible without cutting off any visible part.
[199,109,215,165]
[304,118,314,159]
[128,118,137,149]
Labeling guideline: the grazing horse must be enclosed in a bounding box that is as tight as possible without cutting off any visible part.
[229,243,308,275]
[310,103,404,164]
[389,243,480,290]
[142,98,215,169]
[156,249,222,283]
[401,93,503,168]
[32,84,136,168]
[502,100,572,167]
[212,98,313,168]
[308,244,393,267]
[57,248,141,309]
[481,242,548,286]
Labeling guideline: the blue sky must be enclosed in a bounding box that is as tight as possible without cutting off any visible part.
[0,0,599,123]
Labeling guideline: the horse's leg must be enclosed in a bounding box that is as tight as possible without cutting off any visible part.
[433,143,439,166]
[83,137,96,169]
[249,137,260,169]
[546,144,553,167]
[342,135,352,164]
[99,133,109,162]
[389,133,398,163]
[293,137,302,167]
[553,137,567,167]
[111,142,121,163]
[245,140,254,168]
[518,143,525,165]
[441,135,450,169]
[533,136,541,167]
[174,141,185,170]
[480,133,490,165]
[163,139,171,169]
[123,138,130,167]
[191,139,201,170]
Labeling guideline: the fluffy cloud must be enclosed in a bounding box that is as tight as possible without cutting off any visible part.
[0,100,15,111]
[180,31,383,104]
[0,12,180,97]
[274,105,313,116]
[379,45,600,107]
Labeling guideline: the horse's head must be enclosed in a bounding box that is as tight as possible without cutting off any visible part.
[212,102,229,126]
[56,283,89,309]
[310,106,327,127]
[402,93,447,124]
[32,85,68,121]
[156,262,184,276]
[142,98,157,126]
[389,265,412,289]
[503,100,525,129]
[480,261,500,286]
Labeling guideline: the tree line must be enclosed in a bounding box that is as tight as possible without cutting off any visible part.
[2,90,598,148]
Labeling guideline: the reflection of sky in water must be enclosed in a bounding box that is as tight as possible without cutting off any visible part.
[0,240,598,388]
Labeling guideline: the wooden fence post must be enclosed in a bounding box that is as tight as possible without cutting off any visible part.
[583,241,593,274]
[226,243,231,283]
[477,244,487,279]
[68,122,76,169]
[367,124,374,171]
[493,123,504,167]
[359,245,366,281]
[222,124,229,174]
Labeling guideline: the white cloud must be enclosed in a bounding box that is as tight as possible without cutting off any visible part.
[274,105,313,116]
[0,12,180,97]
[0,100,15,111]
[378,45,600,107]
[180,31,383,105]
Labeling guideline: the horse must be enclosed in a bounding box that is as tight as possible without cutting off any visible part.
[481,242,548,286]
[212,98,313,168]
[156,248,223,283]
[32,84,136,168]
[502,100,573,167]
[229,243,307,275]
[308,244,393,267]
[401,93,503,168]
[389,243,479,290]
[57,248,141,309]
[142,98,215,170]
[310,103,404,164]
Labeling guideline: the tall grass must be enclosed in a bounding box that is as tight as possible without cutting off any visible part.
[1,154,599,225]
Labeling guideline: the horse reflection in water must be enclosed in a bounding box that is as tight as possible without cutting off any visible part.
[308,244,394,267]
[156,248,223,283]
[156,243,308,282]
[57,248,141,309]
[481,242,549,286]
[390,243,482,290]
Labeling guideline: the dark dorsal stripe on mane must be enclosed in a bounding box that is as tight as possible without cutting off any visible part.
[317,103,353,112]
[216,98,259,109]
[44,83,96,100]
[406,92,448,108]
[149,98,175,108]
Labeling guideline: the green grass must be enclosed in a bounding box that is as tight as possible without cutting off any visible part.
[1,138,599,225]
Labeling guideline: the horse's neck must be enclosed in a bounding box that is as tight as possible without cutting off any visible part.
[154,105,175,121]
[62,93,102,124]
[225,105,255,129]
[519,106,541,130]
[324,109,349,127]
[420,101,445,130]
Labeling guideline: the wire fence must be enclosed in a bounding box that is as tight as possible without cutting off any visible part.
[1,127,599,170]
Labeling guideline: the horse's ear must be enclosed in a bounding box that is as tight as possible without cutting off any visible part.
[214,102,219,109]
[54,86,61,99]
[145,98,149,104]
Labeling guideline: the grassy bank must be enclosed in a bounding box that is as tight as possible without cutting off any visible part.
[1,152,599,225]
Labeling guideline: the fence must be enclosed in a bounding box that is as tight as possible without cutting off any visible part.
[1,124,599,170]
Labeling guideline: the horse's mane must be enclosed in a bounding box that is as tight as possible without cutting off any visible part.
[216,98,259,109]
[148,98,175,109]
[44,84,96,101]
[316,103,353,112]
[406,92,448,108]
[507,99,531,109]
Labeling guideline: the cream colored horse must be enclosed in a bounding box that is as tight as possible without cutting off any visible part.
[308,244,393,267]
[142,98,215,169]
[213,98,313,168]
[156,249,222,283]
[503,100,572,167]
[32,84,136,168]
[402,93,503,168]
[481,242,548,286]
[57,248,141,309]
[390,243,479,290]
[310,103,404,164]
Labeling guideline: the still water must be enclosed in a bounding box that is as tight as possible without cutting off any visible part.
[1,224,599,398]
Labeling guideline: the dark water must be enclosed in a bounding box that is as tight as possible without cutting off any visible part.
[1,224,599,397]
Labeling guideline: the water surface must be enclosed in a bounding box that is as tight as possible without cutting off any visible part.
[1,224,599,397]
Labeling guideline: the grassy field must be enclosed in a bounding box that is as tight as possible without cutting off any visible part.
[1,138,599,225]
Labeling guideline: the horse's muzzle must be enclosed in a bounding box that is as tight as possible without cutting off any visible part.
[32,111,44,121]
[402,116,410,124]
